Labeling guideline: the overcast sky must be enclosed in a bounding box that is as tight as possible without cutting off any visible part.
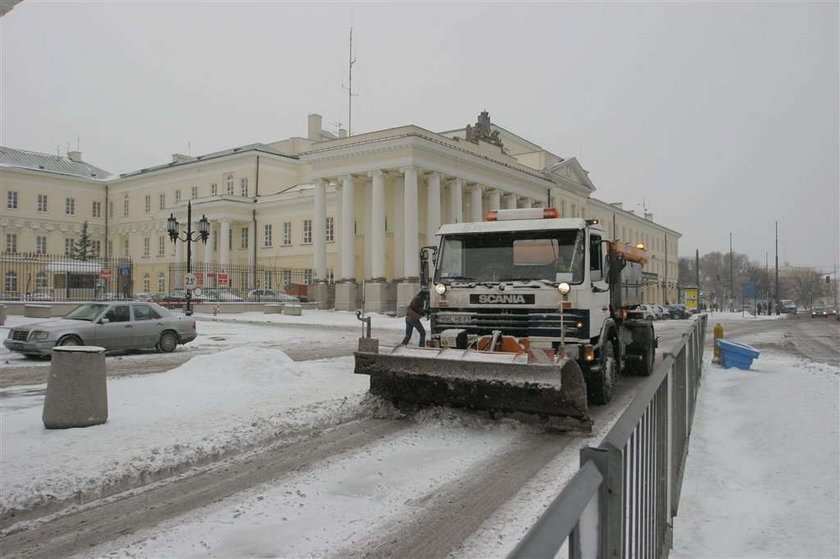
[2,1,837,269]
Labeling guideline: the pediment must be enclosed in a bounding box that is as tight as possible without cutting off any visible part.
[544,158,595,194]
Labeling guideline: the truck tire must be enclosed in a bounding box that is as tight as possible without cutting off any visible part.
[627,322,655,376]
[588,338,617,405]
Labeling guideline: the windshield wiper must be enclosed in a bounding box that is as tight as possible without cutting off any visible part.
[501,278,557,286]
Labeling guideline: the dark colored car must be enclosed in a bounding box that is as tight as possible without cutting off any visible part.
[666,304,691,319]
[811,305,828,318]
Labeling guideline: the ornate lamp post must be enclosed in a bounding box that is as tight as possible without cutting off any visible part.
[167,201,209,316]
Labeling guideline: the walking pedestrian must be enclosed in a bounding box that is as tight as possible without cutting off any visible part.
[401,290,427,347]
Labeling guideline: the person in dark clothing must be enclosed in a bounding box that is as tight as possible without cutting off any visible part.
[401,290,427,347]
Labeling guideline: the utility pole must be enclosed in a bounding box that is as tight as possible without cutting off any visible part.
[695,247,700,309]
[775,221,779,314]
[343,27,357,136]
[729,232,734,311]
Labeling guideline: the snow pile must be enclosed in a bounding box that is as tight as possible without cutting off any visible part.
[672,352,839,557]
[0,348,369,518]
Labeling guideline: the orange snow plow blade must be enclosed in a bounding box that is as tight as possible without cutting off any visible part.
[354,344,591,429]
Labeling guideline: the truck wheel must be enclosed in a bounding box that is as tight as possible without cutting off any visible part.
[588,339,617,405]
[627,323,655,377]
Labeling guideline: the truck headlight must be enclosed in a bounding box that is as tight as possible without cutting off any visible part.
[434,283,447,295]
[558,282,571,295]
[30,331,50,341]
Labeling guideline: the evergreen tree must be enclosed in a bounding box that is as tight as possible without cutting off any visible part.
[71,221,98,261]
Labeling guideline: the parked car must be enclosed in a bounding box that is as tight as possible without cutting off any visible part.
[133,292,156,302]
[203,288,243,302]
[3,301,197,357]
[246,289,299,303]
[627,304,658,321]
[811,305,829,318]
[97,293,131,301]
[653,305,668,320]
[23,289,54,302]
[665,304,691,319]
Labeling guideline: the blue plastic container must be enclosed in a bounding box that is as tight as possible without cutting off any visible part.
[715,339,761,370]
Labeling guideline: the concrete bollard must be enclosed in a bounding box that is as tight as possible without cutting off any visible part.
[25,304,51,318]
[0,304,6,326]
[283,303,302,316]
[264,303,284,314]
[43,346,108,429]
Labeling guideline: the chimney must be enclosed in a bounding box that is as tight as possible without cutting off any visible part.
[307,113,323,142]
[645,212,654,222]
[67,151,82,163]
[339,128,347,138]
[610,202,623,210]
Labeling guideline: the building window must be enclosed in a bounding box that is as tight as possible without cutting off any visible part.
[37,194,48,212]
[191,185,198,199]
[240,227,249,249]
[143,237,150,257]
[145,195,151,213]
[263,270,272,289]
[226,175,234,195]
[283,269,291,286]
[157,272,166,293]
[65,197,76,215]
[65,238,75,256]
[240,178,249,197]
[282,222,291,246]
[303,219,312,244]
[304,269,313,284]
[175,189,181,204]
[211,183,218,196]
[36,236,47,255]
[123,197,129,217]
[109,201,114,218]
[7,191,18,209]
[92,240,101,256]
[326,217,334,242]
[159,193,166,210]
[36,271,48,290]
[92,201,101,218]
[108,240,113,258]
[5,233,17,253]
[143,274,150,292]
[4,271,17,294]
[123,238,129,257]
[263,224,272,247]
[158,236,165,256]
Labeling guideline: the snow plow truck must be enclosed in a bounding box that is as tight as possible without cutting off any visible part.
[354,207,657,429]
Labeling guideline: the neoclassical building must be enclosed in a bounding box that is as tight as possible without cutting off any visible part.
[1,112,681,310]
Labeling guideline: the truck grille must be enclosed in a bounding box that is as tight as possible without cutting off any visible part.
[432,308,589,339]
[10,330,29,341]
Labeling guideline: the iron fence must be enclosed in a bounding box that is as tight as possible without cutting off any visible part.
[511,314,708,559]
[0,252,134,302]
[167,262,333,299]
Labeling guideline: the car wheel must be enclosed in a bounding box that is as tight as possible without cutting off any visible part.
[157,331,179,353]
[57,335,83,347]
[645,315,653,321]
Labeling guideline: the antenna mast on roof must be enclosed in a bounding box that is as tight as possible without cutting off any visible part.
[341,26,357,136]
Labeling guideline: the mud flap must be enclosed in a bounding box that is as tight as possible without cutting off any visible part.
[354,347,591,427]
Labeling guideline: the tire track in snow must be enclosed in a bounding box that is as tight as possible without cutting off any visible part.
[0,418,408,559]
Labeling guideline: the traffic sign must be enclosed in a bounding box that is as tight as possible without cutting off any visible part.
[99,268,112,280]
[184,273,197,289]
[193,287,203,297]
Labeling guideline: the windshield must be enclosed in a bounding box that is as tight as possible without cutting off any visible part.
[435,229,585,284]
[64,303,107,321]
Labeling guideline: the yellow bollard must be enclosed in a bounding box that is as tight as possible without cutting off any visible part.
[713,323,724,364]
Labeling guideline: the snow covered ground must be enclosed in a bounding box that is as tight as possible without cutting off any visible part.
[672,322,839,558]
[1,310,837,557]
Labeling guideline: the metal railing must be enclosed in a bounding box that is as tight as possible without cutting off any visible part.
[0,252,134,301]
[511,314,708,559]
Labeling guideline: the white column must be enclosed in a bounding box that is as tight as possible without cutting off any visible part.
[392,174,404,279]
[363,178,372,279]
[313,179,327,281]
[340,174,356,281]
[469,184,484,222]
[487,189,501,211]
[402,166,419,279]
[519,198,533,209]
[448,178,464,224]
[247,220,256,288]
[219,219,230,270]
[503,193,518,209]
[369,170,387,280]
[426,172,442,243]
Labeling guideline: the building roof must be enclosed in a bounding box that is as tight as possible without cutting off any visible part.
[0,146,111,180]
[118,143,296,179]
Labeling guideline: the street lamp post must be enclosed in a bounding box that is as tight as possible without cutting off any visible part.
[167,201,209,316]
